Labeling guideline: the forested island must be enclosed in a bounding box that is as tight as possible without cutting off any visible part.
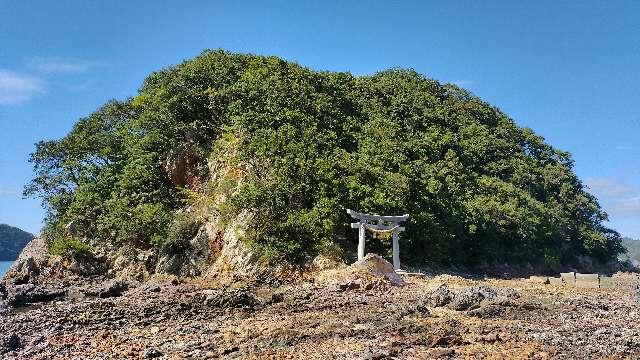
[24,49,623,272]
[0,224,34,261]
[2,51,637,359]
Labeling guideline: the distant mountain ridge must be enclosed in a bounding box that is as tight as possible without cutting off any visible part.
[0,224,35,261]
[620,237,640,264]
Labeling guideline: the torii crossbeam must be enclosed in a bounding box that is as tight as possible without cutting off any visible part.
[347,209,409,270]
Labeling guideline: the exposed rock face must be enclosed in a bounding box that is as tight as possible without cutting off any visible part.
[8,257,37,285]
[98,209,280,284]
[4,237,106,283]
[155,224,214,277]
[1,238,118,309]
[2,211,312,289]
[162,143,204,189]
[205,212,277,283]
[4,239,49,285]
[10,214,274,284]
[111,251,152,281]
[13,238,48,264]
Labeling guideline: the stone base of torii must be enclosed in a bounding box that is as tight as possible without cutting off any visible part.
[347,209,409,270]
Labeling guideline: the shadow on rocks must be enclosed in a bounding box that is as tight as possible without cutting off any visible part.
[5,284,65,307]
[1,333,22,354]
[81,280,132,298]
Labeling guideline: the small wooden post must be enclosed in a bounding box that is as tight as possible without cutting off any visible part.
[392,229,400,270]
[357,222,366,260]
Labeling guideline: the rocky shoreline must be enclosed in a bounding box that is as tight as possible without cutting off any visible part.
[2,255,640,359]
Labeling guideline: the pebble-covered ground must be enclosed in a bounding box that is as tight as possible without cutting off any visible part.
[1,272,639,359]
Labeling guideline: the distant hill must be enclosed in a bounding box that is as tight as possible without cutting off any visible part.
[0,224,35,261]
[620,237,640,263]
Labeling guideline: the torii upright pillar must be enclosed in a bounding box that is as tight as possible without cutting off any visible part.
[347,209,409,270]
[357,222,366,261]
[392,228,400,271]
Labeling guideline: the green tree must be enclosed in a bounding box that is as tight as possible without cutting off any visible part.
[25,50,624,268]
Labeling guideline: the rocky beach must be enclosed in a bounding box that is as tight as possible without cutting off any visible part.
[2,247,639,359]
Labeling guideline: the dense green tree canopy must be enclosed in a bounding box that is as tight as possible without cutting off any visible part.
[25,50,623,267]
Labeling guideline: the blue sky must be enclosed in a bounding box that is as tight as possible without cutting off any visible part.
[1,1,639,238]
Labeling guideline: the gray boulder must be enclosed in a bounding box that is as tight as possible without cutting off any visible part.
[450,286,496,311]
[428,283,455,307]
[3,238,48,284]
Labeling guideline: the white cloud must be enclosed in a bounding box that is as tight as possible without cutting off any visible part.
[28,56,103,74]
[584,177,635,198]
[0,185,19,196]
[586,177,640,219]
[0,69,43,105]
[612,196,640,217]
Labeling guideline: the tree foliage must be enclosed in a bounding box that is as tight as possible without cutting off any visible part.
[25,50,624,267]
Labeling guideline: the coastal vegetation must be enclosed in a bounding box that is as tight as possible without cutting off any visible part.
[24,50,624,268]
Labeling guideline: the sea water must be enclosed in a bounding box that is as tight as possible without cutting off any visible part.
[0,261,14,276]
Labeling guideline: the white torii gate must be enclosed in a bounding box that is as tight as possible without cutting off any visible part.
[347,209,409,270]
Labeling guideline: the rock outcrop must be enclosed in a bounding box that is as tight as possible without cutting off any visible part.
[324,253,405,291]
[3,238,49,285]
[204,213,288,285]
[351,253,405,286]
[162,142,204,189]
